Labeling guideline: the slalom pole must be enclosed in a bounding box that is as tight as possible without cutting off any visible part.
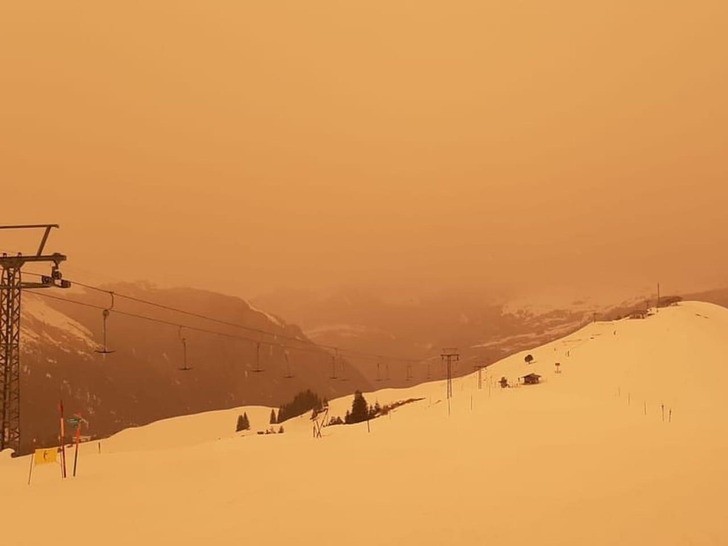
[59,400,67,478]
[27,454,34,485]
[72,427,80,477]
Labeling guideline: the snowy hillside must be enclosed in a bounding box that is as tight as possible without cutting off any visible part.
[2,301,727,545]
[21,296,97,351]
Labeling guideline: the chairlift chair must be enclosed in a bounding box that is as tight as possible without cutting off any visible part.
[94,292,116,355]
[178,326,192,371]
[339,357,348,381]
[252,341,264,372]
[283,349,293,378]
[329,351,338,380]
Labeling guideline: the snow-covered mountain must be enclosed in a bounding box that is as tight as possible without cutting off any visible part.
[17,283,370,452]
[3,300,726,545]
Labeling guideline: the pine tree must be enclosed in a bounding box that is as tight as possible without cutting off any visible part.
[348,391,370,424]
[277,389,323,423]
[241,412,250,431]
[278,425,284,434]
[270,409,277,424]
[236,414,245,432]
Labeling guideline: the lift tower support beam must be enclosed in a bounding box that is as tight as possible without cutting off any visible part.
[0,225,70,453]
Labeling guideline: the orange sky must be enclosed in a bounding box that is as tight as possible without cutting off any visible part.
[2,1,727,303]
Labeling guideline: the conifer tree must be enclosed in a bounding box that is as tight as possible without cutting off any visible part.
[352,391,369,422]
[270,409,277,424]
[236,414,245,432]
[242,412,250,430]
[346,391,370,424]
[278,389,323,423]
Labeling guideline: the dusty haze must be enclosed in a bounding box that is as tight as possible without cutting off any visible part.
[2,1,727,304]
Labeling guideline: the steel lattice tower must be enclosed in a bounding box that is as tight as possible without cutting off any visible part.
[0,225,69,453]
[441,348,459,400]
[0,266,22,450]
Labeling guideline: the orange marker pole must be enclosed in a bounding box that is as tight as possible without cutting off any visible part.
[73,425,81,477]
[59,400,67,478]
[27,454,34,485]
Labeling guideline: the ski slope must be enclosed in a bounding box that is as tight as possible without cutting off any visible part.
[1,301,727,545]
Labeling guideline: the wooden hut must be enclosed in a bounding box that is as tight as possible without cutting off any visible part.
[522,373,541,385]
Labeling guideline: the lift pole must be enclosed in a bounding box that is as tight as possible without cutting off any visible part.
[329,348,338,380]
[441,348,459,400]
[474,364,485,390]
[0,225,69,453]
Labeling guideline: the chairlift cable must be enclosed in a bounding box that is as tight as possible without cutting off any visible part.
[23,271,421,365]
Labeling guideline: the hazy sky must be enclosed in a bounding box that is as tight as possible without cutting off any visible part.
[2,1,727,304]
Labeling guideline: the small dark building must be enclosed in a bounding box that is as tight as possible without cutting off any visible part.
[522,373,541,385]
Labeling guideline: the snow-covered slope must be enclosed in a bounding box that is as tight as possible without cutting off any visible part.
[2,301,727,545]
[21,296,97,350]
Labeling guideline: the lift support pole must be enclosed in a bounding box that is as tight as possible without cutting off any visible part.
[0,225,70,453]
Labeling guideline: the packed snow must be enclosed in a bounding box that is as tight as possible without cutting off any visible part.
[1,301,727,545]
[20,295,96,350]
[305,323,393,339]
[246,301,285,328]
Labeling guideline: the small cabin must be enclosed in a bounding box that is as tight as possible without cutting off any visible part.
[522,373,541,385]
